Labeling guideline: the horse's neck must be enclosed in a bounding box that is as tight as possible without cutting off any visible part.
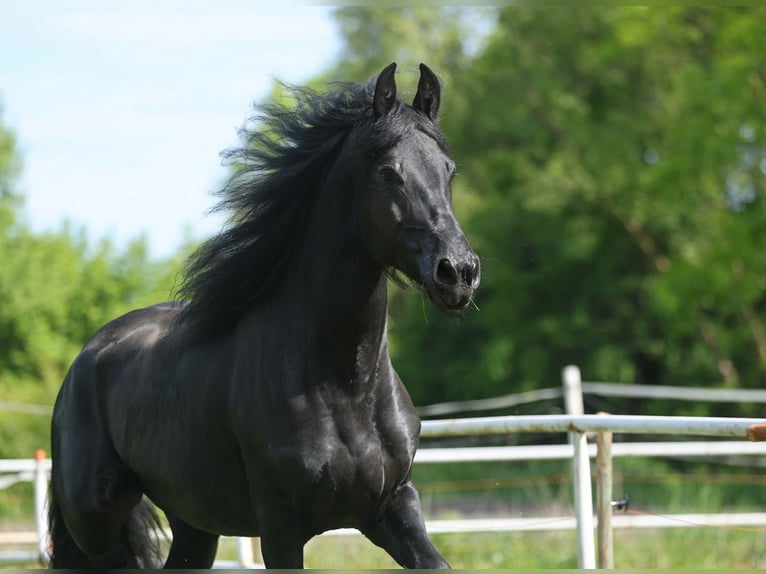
[305,254,390,387]
[265,166,391,388]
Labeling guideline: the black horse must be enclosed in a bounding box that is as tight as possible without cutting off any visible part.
[48,62,480,569]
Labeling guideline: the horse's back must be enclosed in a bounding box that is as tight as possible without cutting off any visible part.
[55,301,182,416]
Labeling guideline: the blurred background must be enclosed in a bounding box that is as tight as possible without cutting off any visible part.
[1,5,765,568]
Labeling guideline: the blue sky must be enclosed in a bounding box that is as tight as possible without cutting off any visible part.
[0,1,339,257]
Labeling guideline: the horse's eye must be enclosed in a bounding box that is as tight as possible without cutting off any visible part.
[378,165,400,184]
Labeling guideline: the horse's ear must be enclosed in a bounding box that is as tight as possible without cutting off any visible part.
[373,62,397,119]
[413,63,440,121]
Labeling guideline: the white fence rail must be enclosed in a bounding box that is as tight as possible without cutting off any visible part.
[3,365,766,568]
[422,413,766,439]
[417,378,766,417]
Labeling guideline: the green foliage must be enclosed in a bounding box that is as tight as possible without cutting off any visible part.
[0,105,21,199]
[329,6,483,81]
[0,224,179,386]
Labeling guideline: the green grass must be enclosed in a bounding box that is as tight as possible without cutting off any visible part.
[302,527,766,569]
[0,482,35,523]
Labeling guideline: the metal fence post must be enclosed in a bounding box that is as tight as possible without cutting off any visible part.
[33,450,49,566]
[563,366,596,569]
[596,416,614,569]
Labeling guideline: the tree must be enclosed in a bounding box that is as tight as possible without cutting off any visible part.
[328,7,484,80]
[0,103,21,228]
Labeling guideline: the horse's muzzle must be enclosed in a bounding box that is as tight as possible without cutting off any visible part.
[427,252,481,311]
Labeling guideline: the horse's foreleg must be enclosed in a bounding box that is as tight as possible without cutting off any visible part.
[257,506,305,568]
[363,482,450,569]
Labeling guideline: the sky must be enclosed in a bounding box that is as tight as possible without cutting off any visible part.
[0,1,340,258]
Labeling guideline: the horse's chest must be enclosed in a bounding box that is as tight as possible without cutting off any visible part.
[277,422,414,531]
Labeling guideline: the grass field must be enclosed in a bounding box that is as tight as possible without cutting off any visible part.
[301,527,766,569]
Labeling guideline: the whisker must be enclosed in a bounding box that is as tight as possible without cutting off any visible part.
[420,293,430,326]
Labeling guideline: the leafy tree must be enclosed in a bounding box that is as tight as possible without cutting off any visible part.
[0,103,21,235]
[328,6,487,81]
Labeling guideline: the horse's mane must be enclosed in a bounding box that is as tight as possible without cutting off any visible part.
[176,73,447,342]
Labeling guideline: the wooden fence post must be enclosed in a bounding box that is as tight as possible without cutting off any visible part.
[596,415,614,569]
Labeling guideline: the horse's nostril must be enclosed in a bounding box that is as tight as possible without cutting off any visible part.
[435,258,459,287]
[463,258,480,288]
[461,264,474,286]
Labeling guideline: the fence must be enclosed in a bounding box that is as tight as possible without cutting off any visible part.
[0,450,49,566]
[416,373,766,417]
[419,366,766,569]
[3,365,766,568]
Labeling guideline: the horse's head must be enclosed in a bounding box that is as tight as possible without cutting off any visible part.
[353,62,480,311]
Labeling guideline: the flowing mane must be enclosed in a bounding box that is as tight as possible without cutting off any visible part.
[176,73,447,342]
